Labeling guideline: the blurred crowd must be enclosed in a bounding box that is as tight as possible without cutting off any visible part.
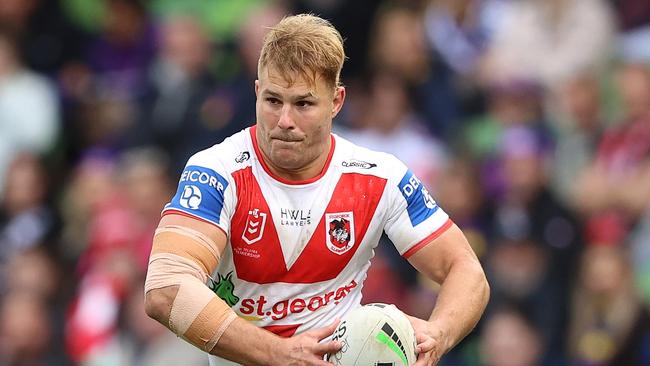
[1,0,650,365]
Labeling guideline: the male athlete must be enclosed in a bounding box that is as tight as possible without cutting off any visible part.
[144,14,489,366]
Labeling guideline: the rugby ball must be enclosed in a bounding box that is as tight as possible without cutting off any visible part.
[326,303,417,366]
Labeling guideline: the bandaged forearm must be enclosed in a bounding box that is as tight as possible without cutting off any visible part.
[145,226,237,352]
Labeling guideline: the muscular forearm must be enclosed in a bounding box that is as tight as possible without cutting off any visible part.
[146,285,283,366]
[427,258,489,353]
[210,317,284,365]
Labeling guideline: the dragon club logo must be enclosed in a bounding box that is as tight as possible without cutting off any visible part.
[325,212,355,255]
[208,271,239,307]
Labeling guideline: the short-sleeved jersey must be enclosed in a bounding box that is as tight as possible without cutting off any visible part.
[163,127,451,365]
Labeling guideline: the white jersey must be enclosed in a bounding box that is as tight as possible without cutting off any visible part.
[163,127,451,365]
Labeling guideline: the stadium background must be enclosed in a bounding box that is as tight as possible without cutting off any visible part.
[1,0,650,365]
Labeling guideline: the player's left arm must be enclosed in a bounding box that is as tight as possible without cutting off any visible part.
[406,223,489,366]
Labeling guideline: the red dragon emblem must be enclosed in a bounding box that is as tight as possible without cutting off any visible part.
[325,212,355,255]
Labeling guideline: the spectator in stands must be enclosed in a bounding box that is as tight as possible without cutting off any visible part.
[107,281,210,366]
[0,0,86,75]
[65,147,172,364]
[485,127,582,365]
[480,306,544,366]
[339,71,447,189]
[459,78,553,200]
[481,0,615,90]
[59,150,116,260]
[549,74,606,208]
[0,27,59,193]
[369,4,460,138]
[568,240,650,365]
[423,0,509,123]
[83,0,155,99]
[436,157,492,259]
[574,63,650,234]
[630,204,650,306]
[0,154,57,288]
[3,247,59,302]
[614,0,650,62]
[216,2,287,132]
[131,15,221,171]
[0,292,58,366]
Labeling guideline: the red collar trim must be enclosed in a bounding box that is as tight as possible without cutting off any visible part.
[249,126,335,185]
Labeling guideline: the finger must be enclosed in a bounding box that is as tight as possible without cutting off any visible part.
[415,338,436,354]
[415,332,428,344]
[313,340,342,355]
[309,319,341,340]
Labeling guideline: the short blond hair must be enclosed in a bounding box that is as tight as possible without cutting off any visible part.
[258,14,345,88]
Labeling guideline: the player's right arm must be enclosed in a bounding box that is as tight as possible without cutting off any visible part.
[144,213,340,365]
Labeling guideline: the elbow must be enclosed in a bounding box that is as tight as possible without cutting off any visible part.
[482,271,491,307]
[465,257,491,309]
[144,287,177,324]
[476,263,490,309]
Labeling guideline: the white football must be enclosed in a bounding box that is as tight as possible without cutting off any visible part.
[326,303,417,366]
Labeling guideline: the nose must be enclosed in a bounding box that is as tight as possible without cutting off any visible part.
[277,104,296,130]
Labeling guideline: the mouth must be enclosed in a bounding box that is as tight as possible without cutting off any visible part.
[271,137,302,143]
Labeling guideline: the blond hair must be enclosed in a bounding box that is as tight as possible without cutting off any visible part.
[258,14,345,88]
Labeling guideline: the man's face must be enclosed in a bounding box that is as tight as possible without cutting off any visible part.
[255,66,345,174]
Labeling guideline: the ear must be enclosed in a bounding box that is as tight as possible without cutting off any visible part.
[332,86,346,118]
[255,80,260,98]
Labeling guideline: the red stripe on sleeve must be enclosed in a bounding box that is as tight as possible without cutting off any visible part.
[402,219,454,259]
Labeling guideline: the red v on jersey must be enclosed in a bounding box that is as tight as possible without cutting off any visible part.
[262,324,300,337]
[230,167,387,284]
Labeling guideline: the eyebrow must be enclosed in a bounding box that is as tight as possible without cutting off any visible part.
[262,89,318,101]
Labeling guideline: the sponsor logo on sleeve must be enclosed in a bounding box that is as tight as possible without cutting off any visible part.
[168,165,229,223]
[179,185,202,209]
[341,159,377,169]
[398,170,439,226]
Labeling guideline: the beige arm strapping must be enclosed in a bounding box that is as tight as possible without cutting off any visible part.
[144,225,237,352]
